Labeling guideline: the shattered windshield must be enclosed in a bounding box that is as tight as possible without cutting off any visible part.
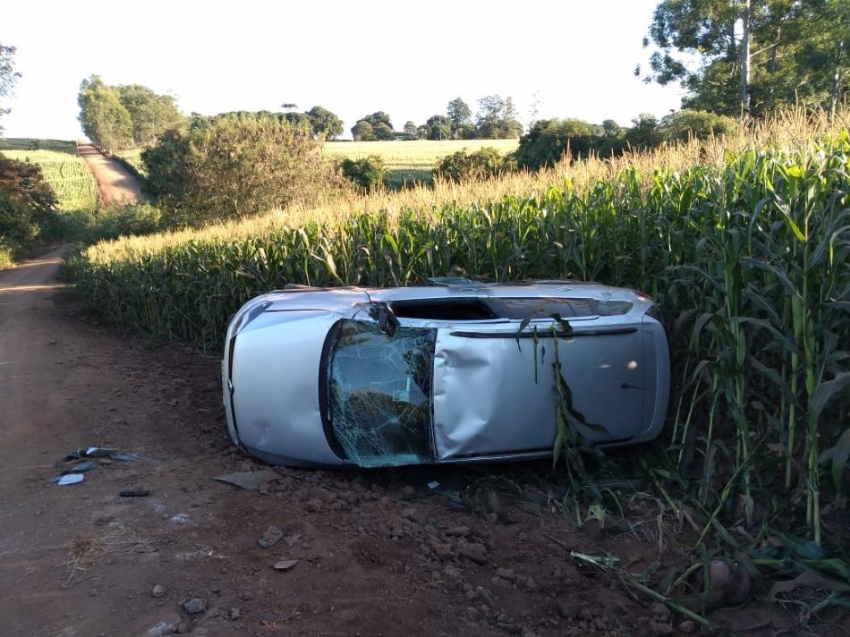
[323,319,437,467]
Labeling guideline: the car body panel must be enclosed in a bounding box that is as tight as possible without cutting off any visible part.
[432,324,646,460]
[221,281,670,468]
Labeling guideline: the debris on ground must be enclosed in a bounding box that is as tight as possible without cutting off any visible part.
[56,474,84,486]
[212,470,280,491]
[118,489,150,497]
[273,559,298,572]
[258,524,283,548]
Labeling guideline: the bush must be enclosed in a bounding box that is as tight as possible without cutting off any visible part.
[433,147,507,182]
[0,153,58,250]
[142,112,340,227]
[512,119,595,170]
[84,204,163,243]
[339,156,385,191]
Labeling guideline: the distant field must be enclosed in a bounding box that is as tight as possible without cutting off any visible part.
[1,139,99,211]
[325,139,519,187]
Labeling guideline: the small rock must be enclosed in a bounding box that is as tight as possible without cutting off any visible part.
[496,567,516,581]
[678,620,696,634]
[401,485,415,496]
[400,507,417,519]
[308,486,333,502]
[578,607,593,622]
[180,598,207,615]
[651,602,670,621]
[146,621,178,637]
[304,500,321,513]
[152,584,167,598]
[473,586,495,607]
[444,566,462,579]
[229,608,241,620]
[648,620,674,635]
[433,543,452,557]
[446,526,471,537]
[557,602,577,619]
[458,544,488,565]
[273,559,299,572]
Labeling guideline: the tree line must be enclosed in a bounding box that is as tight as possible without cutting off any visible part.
[350,95,523,141]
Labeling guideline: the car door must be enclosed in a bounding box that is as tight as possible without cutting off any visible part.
[431,320,648,460]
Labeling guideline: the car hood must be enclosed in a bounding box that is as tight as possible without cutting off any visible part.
[228,310,344,466]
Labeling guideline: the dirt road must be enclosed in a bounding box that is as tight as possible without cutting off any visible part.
[0,147,826,636]
[77,143,143,207]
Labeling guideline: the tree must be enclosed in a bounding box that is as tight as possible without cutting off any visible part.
[625,113,662,150]
[640,0,850,117]
[360,111,393,129]
[306,105,343,139]
[446,97,472,137]
[659,109,739,142]
[373,122,395,140]
[475,95,523,139]
[116,84,186,147]
[77,76,134,152]
[141,112,339,226]
[1,43,21,134]
[351,120,376,141]
[403,121,419,139]
[422,115,452,140]
[512,118,596,170]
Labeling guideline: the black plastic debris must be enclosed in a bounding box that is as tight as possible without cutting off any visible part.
[212,470,280,491]
[119,489,150,497]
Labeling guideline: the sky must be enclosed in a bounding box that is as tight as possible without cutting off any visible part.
[2,0,686,141]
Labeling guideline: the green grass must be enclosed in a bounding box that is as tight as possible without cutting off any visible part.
[325,139,518,187]
[113,148,145,176]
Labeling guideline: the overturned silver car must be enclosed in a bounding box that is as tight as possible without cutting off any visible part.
[222,280,670,468]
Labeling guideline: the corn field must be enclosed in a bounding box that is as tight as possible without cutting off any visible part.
[1,141,100,212]
[67,111,850,543]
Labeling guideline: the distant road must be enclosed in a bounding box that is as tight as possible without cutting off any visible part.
[76,142,143,207]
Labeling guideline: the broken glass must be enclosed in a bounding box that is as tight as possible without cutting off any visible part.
[325,319,437,467]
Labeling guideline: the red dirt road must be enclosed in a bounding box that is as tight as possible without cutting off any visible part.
[76,142,143,207]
